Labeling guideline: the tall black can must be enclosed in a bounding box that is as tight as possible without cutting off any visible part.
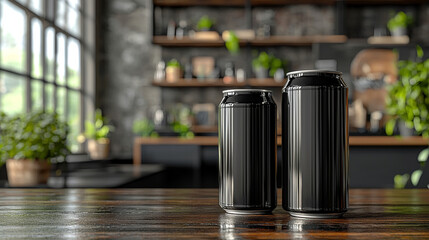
[282,70,349,218]
[219,89,277,214]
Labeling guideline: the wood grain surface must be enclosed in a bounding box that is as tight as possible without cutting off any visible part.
[0,189,428,238]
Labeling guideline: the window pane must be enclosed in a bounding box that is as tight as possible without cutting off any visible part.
[31,18,42,78]
[56,0,66,28]
[28,0,43,15]
[67,6,80,37]
[56,33,66,85]
[0,0,26,73]
[31,80,43,110]
[45,83,54,111]
[68,90,80,152]
[0,72,25,115]
[57,86,66,119]
[45,27,55,82]
[68,0,80,9]
[67,38,80,89]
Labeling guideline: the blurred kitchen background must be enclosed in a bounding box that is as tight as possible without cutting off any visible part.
[0,0,428,188]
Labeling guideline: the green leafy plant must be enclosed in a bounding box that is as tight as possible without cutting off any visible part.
[167,59,181,68]
[133,118,159,137]
[172,121,194,138]
[0,111,69,165]
[225,31,240,55]
[387,11,412,32]
[386,46,429,188]
[84,109,114,140]
[252,52,286,77]
[196,15,213,31]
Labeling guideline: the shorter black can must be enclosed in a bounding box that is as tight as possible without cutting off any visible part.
[219,89,277,214]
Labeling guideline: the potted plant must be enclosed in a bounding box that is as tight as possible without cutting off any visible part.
[196,15,213,31]
[387,11,412,37]
[0,111,69,187]
[165,59,182,83]
[82,109,114,160]
[133,118,159,137]
[252,52,286,80]
[385,46,429,188]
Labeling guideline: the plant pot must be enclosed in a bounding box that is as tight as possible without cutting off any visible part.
[6,159,51,187]
[166,67,182,83]
[88,138,110,160]
[390,27,407,37]
[253,66,269,79]
[398,121,414,137]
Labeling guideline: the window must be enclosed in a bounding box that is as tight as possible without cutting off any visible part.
[0,0,93,153]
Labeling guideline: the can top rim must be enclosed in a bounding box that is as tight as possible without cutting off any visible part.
[286,70,342,77]
[222,89,272,94]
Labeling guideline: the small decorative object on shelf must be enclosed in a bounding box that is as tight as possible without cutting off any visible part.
[166,59,182,83]
[80,109,114,160]
[176,20,188,39]
[387,11,412,37]
[223,62,235,84]
[236,68,246,83]
[167,20,176,39]
[133,118,159,138]
[194,15,219,40]
[192,103,216,126]
[154,61,166,82]
[252,51,286,81]
[0,111,69,187]
[192,56,215,80]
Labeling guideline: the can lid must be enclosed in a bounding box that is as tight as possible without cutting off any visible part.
[222,89,272,94]
[286,70,342,78]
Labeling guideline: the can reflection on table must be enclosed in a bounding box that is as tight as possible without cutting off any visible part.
[218,89,277,214]
[282,70,349,218]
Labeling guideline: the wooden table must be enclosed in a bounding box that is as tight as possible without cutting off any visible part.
[0,189,428,238]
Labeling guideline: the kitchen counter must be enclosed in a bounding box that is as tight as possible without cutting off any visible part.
[0,188,428,238]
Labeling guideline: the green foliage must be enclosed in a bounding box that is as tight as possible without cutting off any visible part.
[225,31,240,55]
[84,109,114,140]
[386,47,429,138]
[133,118,159,137]
[394,174,409,189]
[387,11,412,32]
[252,52,286,77]
[196,15,213,31]
[0,111,69,165]
[386,46,429,188]
[172,121,194,138]
[167,59,181,68]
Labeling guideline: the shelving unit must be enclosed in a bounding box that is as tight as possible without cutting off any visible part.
[152,35,348,47]
[152,78,286,87]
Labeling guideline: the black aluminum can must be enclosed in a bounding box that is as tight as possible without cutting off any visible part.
[282,70,349,218]
[219,89,277,214]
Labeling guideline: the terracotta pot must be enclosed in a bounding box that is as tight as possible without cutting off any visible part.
[166,66,182,83]
[6,159,51,187]
[88,138,110,160]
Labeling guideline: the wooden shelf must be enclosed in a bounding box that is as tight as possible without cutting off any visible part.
[191,125,218,133]
[153,35,348,47]
[152,79,246,87]
[153,78,287,87]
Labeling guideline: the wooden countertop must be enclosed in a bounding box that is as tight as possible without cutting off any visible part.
[135,136,428,146]
[0,188,428,238]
